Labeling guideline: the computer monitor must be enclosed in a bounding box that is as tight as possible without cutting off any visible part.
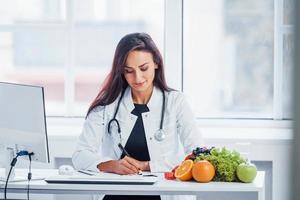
[0,82,50,166]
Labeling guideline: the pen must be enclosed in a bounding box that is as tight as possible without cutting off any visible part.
[118,143,131,157]
[78,170,95,176]
[118,143,143,175]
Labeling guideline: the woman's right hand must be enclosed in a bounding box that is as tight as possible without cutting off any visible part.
[97,156,140,175]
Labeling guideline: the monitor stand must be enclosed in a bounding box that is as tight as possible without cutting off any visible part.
[0,146,45,182]
[0,146,29,182]
[0,146,17,181]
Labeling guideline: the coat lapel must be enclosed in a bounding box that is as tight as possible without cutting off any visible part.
[141,87,164,159]
[110,86,163,155]
[116,87,137,147]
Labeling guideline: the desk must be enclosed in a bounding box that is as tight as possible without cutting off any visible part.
[0,169,265,200]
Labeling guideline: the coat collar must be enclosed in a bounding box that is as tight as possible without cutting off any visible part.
[122,86,163,114]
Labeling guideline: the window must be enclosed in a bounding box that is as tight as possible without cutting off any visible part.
[183,0,294,119]
[282,0,294,119]
[0,0,67,115]
[0,0,294,121]
[0,0,164,116]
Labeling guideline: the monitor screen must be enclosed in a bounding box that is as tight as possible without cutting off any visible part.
[0,82,50,163]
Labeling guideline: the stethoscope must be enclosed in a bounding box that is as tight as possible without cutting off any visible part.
[107,89,166,143]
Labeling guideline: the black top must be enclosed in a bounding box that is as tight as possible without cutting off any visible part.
[103,104,161,200]
[121,104,150,161]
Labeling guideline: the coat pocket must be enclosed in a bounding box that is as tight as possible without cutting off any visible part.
[152,116,178,156]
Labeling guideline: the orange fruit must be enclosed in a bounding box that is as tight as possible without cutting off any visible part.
[174,159,194,181]
[192,160,215,183]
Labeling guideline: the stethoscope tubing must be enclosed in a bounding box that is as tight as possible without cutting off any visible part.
[107,89,126,134]
[108,88,165,140]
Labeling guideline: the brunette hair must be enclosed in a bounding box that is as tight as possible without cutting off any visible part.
[87,32,171,116]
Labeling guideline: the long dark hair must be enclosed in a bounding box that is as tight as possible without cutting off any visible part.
[87,32,171,116]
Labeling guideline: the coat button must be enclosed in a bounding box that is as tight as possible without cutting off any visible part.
[150,137,153,140]
[145,114,148,117]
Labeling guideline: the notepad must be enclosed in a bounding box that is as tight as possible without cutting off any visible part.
[45,171,158,185]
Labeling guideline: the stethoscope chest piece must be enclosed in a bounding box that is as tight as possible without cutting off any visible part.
[108,89,167,143]
[154,129,166,141]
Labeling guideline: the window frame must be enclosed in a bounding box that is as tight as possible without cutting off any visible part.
[0,0,293,128]
[177,0,293,123]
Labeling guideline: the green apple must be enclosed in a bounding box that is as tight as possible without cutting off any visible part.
[236,163,257,183]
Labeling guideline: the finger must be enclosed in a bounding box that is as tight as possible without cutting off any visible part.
[124,156,143,170]
[115,161,135,175]
[117,166,131,175]
[124,156,141,169]
[120,167,136,175]
[116,167,130,175]
[123,156,139,168]
[120,159,138,174]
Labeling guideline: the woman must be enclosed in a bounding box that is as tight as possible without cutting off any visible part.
[72,33,202,200]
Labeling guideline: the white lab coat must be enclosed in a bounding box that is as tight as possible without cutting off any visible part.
[72,86,203,200]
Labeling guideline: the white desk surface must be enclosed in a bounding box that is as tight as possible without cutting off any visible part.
[0,169,265,199]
